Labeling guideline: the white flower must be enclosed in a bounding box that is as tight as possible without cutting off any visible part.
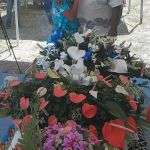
[110,59,128,73]
[67,46,85,61]
[37,87,47,97]
[115,85,129,95]
[60,52,67,60]
[84,29,92,37]
[74,32,84,44]
[89,90,98,98]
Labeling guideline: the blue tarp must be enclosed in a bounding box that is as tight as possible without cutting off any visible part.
[0,72,25,90]
[0,117,15,143]
[132,77,150,107]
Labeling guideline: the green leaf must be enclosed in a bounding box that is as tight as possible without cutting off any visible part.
[19,118,41,150]
[0,109,8,117]
[105,101,127,119]
[47,68,59,79]
[137,118,150,130]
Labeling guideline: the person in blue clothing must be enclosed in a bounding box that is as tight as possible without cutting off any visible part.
[52,0,78,31]
[49,0,123,38]
[47,0,79,43]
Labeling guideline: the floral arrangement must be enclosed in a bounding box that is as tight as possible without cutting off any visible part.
[0,28,150,150]
[43,119,99,150]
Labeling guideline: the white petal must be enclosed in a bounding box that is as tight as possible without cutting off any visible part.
[89,90,98,98]
[110,59,128,73]
[115,85,129,95]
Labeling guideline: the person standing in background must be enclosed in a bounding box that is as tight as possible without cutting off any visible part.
[5,0,15,28]
[51,0,79,32]
[65,0,124,36]
[5,0,20,28]
[47,0,79,43]
[42,0,52,23]
[108,0,124,36]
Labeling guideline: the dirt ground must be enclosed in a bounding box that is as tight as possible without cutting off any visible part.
[0,6,51,73]
[117,0,150,68]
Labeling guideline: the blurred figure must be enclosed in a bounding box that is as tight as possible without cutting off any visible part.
[42,0,52,23]
[5,0,19,28]
[77,0,124,36]
[47,0,79,43]
[5,0,14,28]
[108,0,123,36]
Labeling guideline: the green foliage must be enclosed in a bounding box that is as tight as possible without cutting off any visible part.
[0,109,8,117]
[19,98,41,150]
[104,101,127,119]
[125,84,143,102]
[2,31,149,149]
[19,118,41,150]
[137,118,150,130]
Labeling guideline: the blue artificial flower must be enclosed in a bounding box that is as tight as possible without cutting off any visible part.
[83,50,92,61]
[106,48,118,59]
[47,28,64,44]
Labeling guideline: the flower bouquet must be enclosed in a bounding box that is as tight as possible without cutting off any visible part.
[0,27,150,150]
[43,119,99,150]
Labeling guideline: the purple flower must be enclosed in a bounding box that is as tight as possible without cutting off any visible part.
[43,122,90,150]
[63,129,88,150]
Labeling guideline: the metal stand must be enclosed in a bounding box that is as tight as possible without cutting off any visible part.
[140,0,143,24]
[0,14,22,73]
[127,0,131,14]
[14,0,20,45]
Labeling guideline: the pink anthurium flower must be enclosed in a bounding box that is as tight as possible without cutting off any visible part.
[34,71,47,80]
[69,92,86,103]
[19,97,29,110]
[82,103,97,119]
[53,84,67,98]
